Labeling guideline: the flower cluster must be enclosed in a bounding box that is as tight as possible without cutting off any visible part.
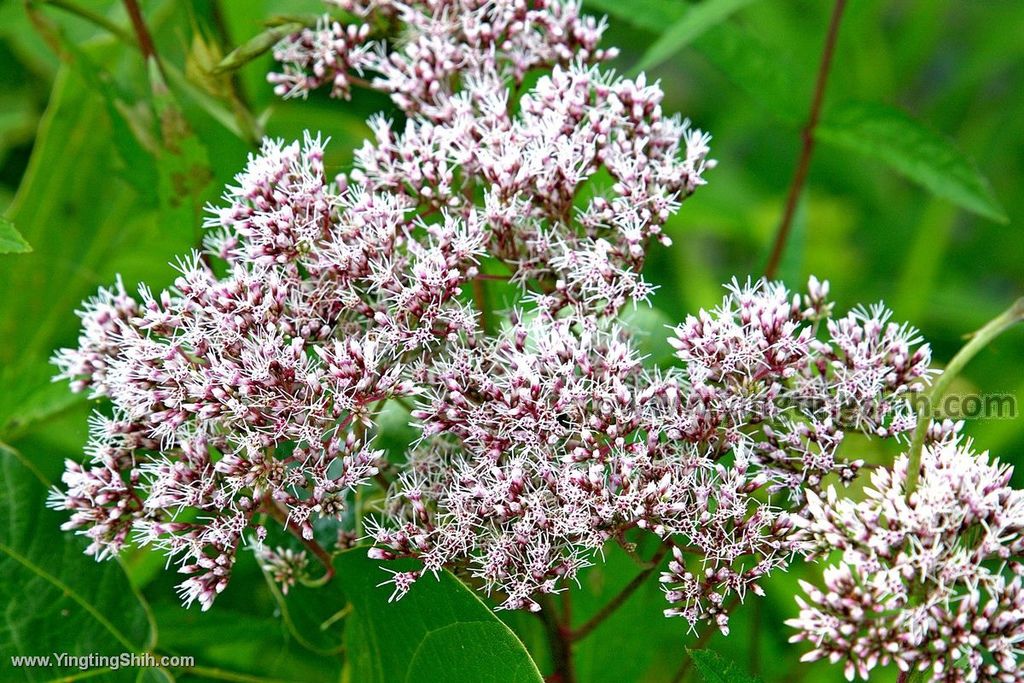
[350,63,712,315]
[271,1,711,318]
[270,0,616,117]
[53,0,701,611]
[669,277,933,499]
[255,546,310,595]
[50,132,482,609]
[366,277,933,633]
[787,435,1024,681]
[367,311,795,617]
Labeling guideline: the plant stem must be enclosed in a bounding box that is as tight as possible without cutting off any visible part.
[904,296,1024,494]
[764,0,847,279]
[208,0,252,105]
[122,0,160,70]
[262,497,336,584]
[472,278,492,333]
[570,544,669,642]
[539,594,576,683]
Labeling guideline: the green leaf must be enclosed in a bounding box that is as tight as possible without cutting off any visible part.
[147,61,216,239]
[0,216,31,253]
[151,604,342,683]
[817,102,1008,223]
[687,648,762,683]
[0,444,154,682]
[336,551,544,683]
[144,539,344,683]
[0,53,195,452]
[374,398,417,462]
[570,542,687,683]
[0,65,144,444]
[213,22,304,74]
[583,0,683,31]
[583,2,799,123]
[258,561,348,657]
[693,23,803,124]
[634,0,761,73]
[0,368,85,440]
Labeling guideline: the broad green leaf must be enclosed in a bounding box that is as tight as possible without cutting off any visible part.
[634,0,761,73]
[0,216,31,253]
[164,63,255,144]
[147,61,216,238]
[142,536,343,683]
[817,102,1008,223]
[0,93,39,169]
[0,66,144,437]
[336,551,543,683]
[26,29,161,202]
[0,444,154,682]
[151,604,343,683]
[687,648,762,683]
[258,556,348,657]
[0,52,193,451]
[375,398,417,462]
[0,368,84,440]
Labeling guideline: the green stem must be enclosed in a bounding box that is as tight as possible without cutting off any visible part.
[905,297,1024,495]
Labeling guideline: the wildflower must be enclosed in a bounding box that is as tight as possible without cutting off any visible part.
[50,132,481,608]
[256,546,310,595]
[787,438,1024,681]
[270,0,616,119]
[369,309,796,627]
[47,4,992,669]
[669,278,933,499]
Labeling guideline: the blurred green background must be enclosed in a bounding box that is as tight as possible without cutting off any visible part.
[0,1,1021,681]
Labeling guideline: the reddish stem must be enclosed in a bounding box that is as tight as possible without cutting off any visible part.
[764,0,848,279]
[540,595,576,683]
[263,497,335,583]
[472,278,492,333]
[570,543,669,642]
[122,0,159,68]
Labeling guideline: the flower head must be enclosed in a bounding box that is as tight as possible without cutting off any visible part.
[787,438,1024,681]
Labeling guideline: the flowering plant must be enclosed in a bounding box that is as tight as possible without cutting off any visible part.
[8,0,1018,681]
